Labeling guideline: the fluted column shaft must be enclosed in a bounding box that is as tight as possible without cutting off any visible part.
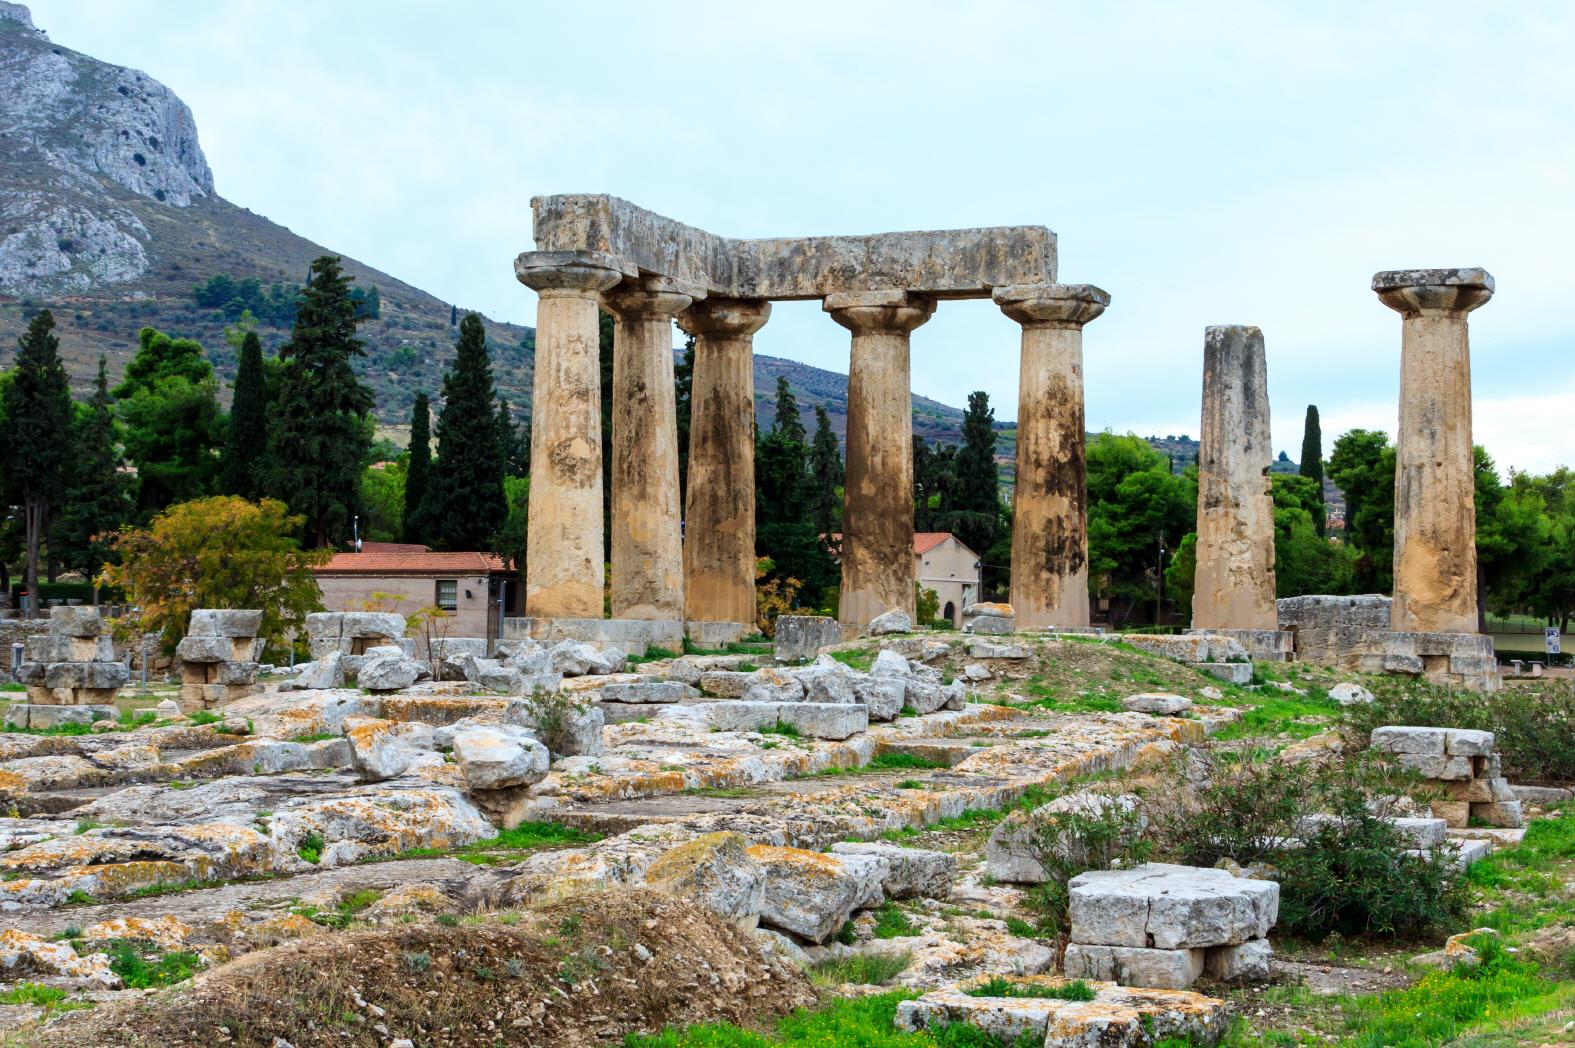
[516,251,622,619]
[1192,325,1278,631]
[1375,268,1494,634]
[994,284,1109,629]
[825,291,935,626]
[603,277,699,620]
[678,299,771,624]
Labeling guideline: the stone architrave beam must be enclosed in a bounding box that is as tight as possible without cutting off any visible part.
[1374,267,1494,635]
[526,194,1056,300]
[1192,325,1278,631]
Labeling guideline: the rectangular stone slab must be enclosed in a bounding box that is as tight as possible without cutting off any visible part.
[1062,943,1206,990]
[1068,863,1279,949]
[528,194,1056,301]
[704,700,868,739]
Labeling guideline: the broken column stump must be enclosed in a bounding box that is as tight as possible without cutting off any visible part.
[174,609,264,712]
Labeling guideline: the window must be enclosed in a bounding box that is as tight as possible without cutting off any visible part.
[436,580,458,611]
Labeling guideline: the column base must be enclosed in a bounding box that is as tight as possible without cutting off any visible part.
[1281,624,1501,692]
[1184,628,1295,662]
[685,621,754,650]
[3,703,117,730]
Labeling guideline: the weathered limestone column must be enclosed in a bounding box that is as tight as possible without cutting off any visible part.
[678,299,771,625]
[1192,325,1278,631]
[603,276,701,621]
[993,284,1109,629]
[1374,268,1494,635]
[825,291,935,626]
[516,250,623,619]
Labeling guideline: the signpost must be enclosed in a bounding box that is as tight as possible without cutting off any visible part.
[1548,627,1563,657]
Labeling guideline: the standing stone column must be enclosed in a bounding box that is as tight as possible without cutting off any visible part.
[824,291,935,626]
[603,276,701,621]
[516,250,623,619]
[1192,325,1278,631]
[678,299,771,625]
[1374,268,1494,634]
[994,284,1109,629]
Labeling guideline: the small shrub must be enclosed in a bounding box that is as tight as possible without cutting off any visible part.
[403,951,430,973]
[520,687,591,755]
[107,940,202,988]
[436,913,459,927]
[808,950,912,987]
[296,832,324,865]
[1023,796,1151,934]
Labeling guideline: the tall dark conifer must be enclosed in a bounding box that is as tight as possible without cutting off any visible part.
[220,331,269,498]
[426,314,506,550]
[264,256,374,549]
[1299,404,1327,536]
[771,375,807,444]
[809,406,843,539]
[1,311,73,615]
[52,357,133,588]
[675,335,695,501]
[403,392,433,544]
[950,391,1000,558]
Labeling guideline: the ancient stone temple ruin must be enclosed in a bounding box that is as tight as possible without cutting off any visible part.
[10,606,128,728]
[173,609,263,712]
[515,194,1107,638]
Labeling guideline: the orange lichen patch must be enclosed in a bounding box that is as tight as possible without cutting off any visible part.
[363,884,446,917]
[645,833,746,883]
[380,697,513,724]
[83,915,193,950]
[245,912,326,942]
[63,860,190,898]
[0,928,118,985]
[0,768,32,792]
[345,718,399,749]
[0,834,146,872]
[745,844,845,881]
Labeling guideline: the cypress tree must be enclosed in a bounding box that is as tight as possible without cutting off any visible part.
[951,391,1001,558]
[52,357,133,588]
[496,396,528,478]
[1,311,73,616]
[426,314,506,550]
[675,335,695,501]
[403,392,433,544]
[1299,404,1327,536]
[771,375,806,444]
[809,406,843,539]
[220,331,269,498]
[264,256,374,549]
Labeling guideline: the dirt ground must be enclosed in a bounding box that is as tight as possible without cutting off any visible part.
[23,889,816,1048]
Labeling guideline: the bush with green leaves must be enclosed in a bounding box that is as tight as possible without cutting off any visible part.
[1342,679,1575,784]
[1152,758,1469,940]
[520,686,592,756]
[1024,794,1152,934]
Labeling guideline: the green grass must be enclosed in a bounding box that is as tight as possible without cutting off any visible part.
[871,901,918,939]
[107,940,203,988]
[186,709,224,726]
[966,976,1095,1001]
[759,721,801,739]
[1211,687,1339,741]
[297,832,325,864]
[827,648,877,673]
[289,732,339,743]
[293,887,384,929]
[394,821,600,866]
[793,752,949,781]
[807,951,912,988]
[625,645,682,666]
[0,981,91,1010]
[627,990,1036,1048]
[1014,679,1123,714]
[3,720,95,736]
[0,682,26,693]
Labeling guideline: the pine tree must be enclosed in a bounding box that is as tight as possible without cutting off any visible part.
[220,331,269,498]
[264,256,374,549]
[951,391,1001,559]
[52,358,134,589]
[1299,404,1327,536]
[402,392,432,544]
[809,406,843,539]
[426,314,506,550]
[1,311,73,615]
[114,326,224,514]
[771,376,806,444]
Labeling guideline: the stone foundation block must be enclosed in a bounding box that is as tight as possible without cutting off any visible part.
[1204,939,1272,982]
[1444,729,1495,756]
[1062,942,1205,989]
[178,682,232,712]
[1389,817,1448,849]
[1069,863,1279,949]
[1397,753,1474,780]
[1186,627,1294,662]
[697,671,751,698]
[1370,726,1447,755]
[596,681,696,704]
[3,703,117,730]
[1471,800,1524,828]
[772,615,843,661]
[49,605,105,637]
[685,621,751,650]
[1430,800,1470,828]
[44,661,129,690]
[1196,662,1253,684]
[968,641,1031,659]
[1444,777,1516,803]
[25,634,113,663]
[962,602,1015,635]
[1447,838,1495,868]
[504,617,685,657]
[703,701,868,740]
[188,608,264,638]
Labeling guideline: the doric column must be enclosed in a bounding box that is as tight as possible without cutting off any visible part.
[1374,268,1494,634]
[824,291,935,626]
[677,299,771,625]
[1191,325,1279,631]
[516,250,623,619]
[603,276,702,621]
[993,284,1109,629]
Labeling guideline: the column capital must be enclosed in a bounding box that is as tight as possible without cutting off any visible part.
[1373,268,1494,317]
[603,274,705,320]
[515,249,624,295]
[678,298,771,339]
[993,283,1110,328]
[823,290,935,335]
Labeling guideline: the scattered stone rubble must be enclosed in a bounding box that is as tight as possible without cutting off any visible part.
[10,606,128,729]
[1118,633,1254,685]
[1371,726,1524,830]
[173,609,263,712]
[1063,863,1279,990]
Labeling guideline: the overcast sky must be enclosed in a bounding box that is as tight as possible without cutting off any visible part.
[31,1,1575,473]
